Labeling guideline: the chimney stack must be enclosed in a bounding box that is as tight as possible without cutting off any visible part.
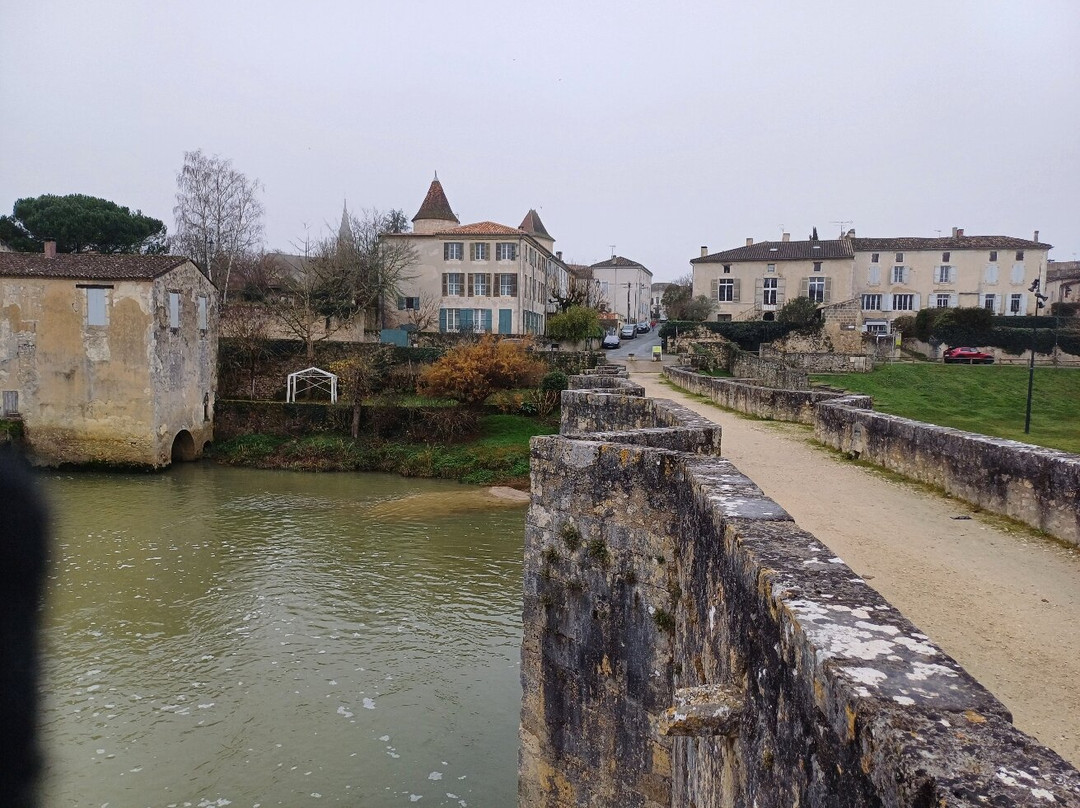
[951,227,958,237]
[781,232,790,242]
[700,246,708,257]
[845,228,856,239]
[1033,230,1039,242]
[44,240,57,258]
[556,250,562,260]
[956,228,964,238]
[745,237,753,247]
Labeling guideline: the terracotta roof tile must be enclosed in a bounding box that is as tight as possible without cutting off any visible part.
[436,221,524,236]
[412,177,459,224]
[0,252,191,280]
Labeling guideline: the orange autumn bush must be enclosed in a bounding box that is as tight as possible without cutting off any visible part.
[418,336,546,406]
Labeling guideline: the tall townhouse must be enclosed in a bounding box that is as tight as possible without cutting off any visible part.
[382,176,569,335]
[691,228,1051,332]
[851,229,1050,332]
[691,233,855,321]
[588,256,653,326]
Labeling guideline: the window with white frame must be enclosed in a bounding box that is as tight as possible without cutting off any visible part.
[861,294,882,311]
[444,242,463,261]
[892,293,914,311]
[763,277,778,306]
[1010,293,1022,313]
[498,273,518,296]
[197,295,208,331]
[471,242,489,261]
[717,278,734,302]
[766,263,776,274]
[892,265,906,284]
[496,242,516,261]
[865,322,888,335]
[168,291,181,328]
[935,294,951,308]
[472,308,493,332]
[85,286,109,326]
[443,308,462,331]
[808,276,826,303]
[468,273,490,296]
[935,265,953,284]
[398,296,420,310]
[983,294,996,311]
[443,272,464,296]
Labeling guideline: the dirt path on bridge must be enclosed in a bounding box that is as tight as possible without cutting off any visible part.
[630,370,1080,767]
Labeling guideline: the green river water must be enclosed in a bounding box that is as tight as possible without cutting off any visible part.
[37,464,527,807]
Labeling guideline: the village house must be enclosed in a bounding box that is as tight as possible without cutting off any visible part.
[588,256,653,327]
[1046,260,1080,313]
[381,176,570,335]
[691,228,1052,332]
[0,244,218,468]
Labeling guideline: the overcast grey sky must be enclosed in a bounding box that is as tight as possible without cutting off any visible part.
[2,1,1077,280]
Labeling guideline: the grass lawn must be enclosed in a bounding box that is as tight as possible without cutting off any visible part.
[811,364,1080,454]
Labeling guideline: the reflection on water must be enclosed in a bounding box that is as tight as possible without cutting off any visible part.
[38,464,527,807]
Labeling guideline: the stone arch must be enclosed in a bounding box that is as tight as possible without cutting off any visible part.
[762,311,776,322]
[171,430,197,463]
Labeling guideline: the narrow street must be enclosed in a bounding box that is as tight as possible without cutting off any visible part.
[627,366,1080,768]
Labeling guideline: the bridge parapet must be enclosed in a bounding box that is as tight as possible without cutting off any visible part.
[520,377,1080,806]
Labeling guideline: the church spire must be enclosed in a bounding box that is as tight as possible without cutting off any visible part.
[339,199,350,241]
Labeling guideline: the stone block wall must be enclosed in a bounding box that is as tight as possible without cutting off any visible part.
[664,366,870,425]
[520,379,1080,806]
[730,351,810,389]
[760,346,874,373]
[816,400,1080,547]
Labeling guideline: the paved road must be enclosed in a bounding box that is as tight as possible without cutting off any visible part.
[628,367,1080,767]
[598,328,662,362]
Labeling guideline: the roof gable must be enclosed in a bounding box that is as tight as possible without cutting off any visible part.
[590,255,646,269]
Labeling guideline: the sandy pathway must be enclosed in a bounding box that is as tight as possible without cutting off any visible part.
[630,369,1080,767]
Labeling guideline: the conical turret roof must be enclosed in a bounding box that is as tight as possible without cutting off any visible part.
[519,209,551,240]
[412,175,459,225]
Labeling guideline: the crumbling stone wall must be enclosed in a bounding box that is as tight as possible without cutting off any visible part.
[760,345,874,373]
[816,400,1080,548]
[520,376,1080,806]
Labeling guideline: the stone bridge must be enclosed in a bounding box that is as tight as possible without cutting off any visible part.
[518,367,1080,806]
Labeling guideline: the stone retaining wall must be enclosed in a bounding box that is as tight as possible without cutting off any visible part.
[664,366,870,425]
[760,346,874,373]
[816,400,1080,547]
[519,375,1080,806]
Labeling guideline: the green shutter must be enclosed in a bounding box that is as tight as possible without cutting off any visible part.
[439,308,447,333]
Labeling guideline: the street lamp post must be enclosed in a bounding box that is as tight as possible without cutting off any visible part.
[1024,276,1049,434]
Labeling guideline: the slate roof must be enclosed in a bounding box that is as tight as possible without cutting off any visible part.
[693,240,853,263]
[412,177,459,224]
[519,209,552,240]
[0,252,191,280]
[435,221,524,236]
[852,236,1050,252]
[591,255,647,269]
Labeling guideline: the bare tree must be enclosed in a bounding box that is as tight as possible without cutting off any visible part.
[268,211,418,359]
[392,291,441,333]
[220,299,274,399]
[550,269,609,314]
[172,149,265,301]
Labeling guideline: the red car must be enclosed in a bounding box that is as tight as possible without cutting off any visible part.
[943,346,994,364]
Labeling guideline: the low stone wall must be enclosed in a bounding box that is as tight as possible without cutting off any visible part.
[816,401,1080,547]
[730,350,810,389]
[520,379,1080,806]
[664,366,870,425]
[760,346,874,373]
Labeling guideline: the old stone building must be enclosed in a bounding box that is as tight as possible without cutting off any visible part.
[381,175,571,335]
[692,228,1052,333]
[0,245,218,468]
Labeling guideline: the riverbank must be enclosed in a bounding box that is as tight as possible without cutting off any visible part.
[210,413,556,486]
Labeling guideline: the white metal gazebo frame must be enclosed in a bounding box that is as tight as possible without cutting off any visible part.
[286,366,338,403]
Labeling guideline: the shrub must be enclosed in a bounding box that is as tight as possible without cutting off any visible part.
[776,296,821,331]
[891,315,916,336]
[418,335,546,406]
[658,320,796,351]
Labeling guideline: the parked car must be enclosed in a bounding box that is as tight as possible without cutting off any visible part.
[601,332,621,349]
[619,324,637,339]
[636,321,651,334]
[943,346,994,364]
